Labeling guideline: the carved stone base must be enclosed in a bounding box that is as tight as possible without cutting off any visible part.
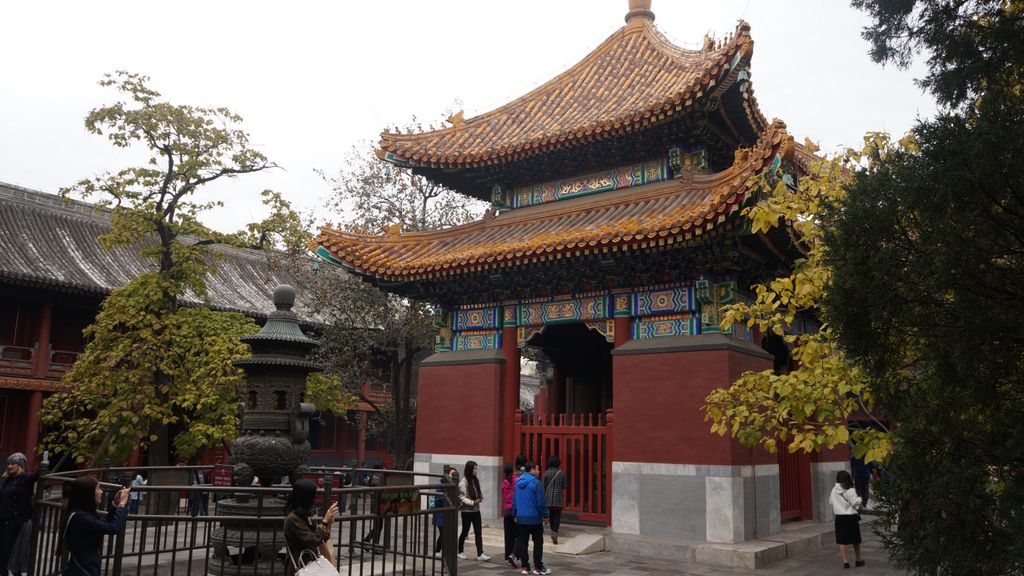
[207,497,289,576]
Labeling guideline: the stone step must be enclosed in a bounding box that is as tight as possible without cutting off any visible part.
[462,523,606,557]
[605,519,838,570]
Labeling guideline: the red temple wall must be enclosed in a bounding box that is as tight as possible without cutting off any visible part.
[612,346,774,466]
[416,361,503,456]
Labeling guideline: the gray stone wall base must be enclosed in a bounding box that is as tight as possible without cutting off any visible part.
[611,462,781,543]
[605,520,835,570]
[811,460,849,522]
[413,452,502,519]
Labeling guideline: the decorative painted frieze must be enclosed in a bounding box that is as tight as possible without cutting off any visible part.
[584,319,616,342]
[613,293,632,318]
[511,159,670,209]
[668,146,708,177]
[454,306,501,330]
[435,305,504,352]
[518,295,611,327]
[632,286,694,317]
[695,278,736,334]
[453,329,502,351]
[434,309,453,352]
[633,313,696,339]
[628,285,698,340]
[502,305,518,327]
[436,282,749,350]
[517,325,544,348]
[695,278,754,342]
[491,184,510,210]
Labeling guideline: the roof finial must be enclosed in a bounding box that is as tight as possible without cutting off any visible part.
[625,0,655,23]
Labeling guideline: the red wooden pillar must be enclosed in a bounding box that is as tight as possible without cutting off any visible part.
[127,446,143,468]
[501,325,520,464]
[31,299,53,378]
[25,391,44,468]
[25,300,52,468]
[614,316,632,349]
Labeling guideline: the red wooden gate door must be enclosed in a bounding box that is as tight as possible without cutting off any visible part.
[778,446,813,522]
[512,410,613,525]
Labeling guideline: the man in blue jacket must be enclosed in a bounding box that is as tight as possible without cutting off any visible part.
[512,462,551,575]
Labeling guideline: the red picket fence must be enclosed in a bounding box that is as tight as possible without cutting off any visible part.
[778,446,813,522]
[512,410,613,525]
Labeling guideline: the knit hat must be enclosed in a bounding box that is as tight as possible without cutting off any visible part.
[6,453,27,468]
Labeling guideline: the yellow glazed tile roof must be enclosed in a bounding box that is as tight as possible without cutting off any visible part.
[317,121,795,281]
[378,18,763,168]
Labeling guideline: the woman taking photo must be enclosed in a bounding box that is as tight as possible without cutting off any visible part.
[62,476,130,576]
[284,479,339,576]
[457,461,491,561]
[831,470,864,569]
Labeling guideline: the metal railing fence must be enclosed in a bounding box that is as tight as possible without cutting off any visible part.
[30,465,458,576]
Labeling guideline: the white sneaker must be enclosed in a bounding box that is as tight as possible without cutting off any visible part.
[457,552,468,560]
[478,553,492,561]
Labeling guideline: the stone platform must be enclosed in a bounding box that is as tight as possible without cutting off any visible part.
[474,518,837,570]
[460,517,897,575]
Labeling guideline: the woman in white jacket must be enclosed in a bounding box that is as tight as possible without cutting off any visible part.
[831,470,864,568]
[456,461,491,561]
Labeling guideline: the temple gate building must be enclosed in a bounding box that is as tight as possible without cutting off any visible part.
[315,1,847,546]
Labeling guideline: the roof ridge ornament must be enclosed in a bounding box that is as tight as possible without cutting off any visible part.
[447,109,466,128]
[384,221,404,236]
[625,0,654,23]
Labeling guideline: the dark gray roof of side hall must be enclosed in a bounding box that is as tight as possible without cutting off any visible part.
[0,181,328,321]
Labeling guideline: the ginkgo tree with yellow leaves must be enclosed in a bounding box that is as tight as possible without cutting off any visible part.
[702,134,913,465]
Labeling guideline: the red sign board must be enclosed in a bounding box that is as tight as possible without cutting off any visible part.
[211,464,233,487]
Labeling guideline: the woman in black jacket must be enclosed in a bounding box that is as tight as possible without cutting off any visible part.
[284,479,338,576]
[0,452,39,575]
[63,476,129,576]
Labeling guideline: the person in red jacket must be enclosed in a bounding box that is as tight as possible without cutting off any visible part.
[501,463,519,567]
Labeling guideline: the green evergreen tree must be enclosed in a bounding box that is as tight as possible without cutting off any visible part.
[823,2,1024,572]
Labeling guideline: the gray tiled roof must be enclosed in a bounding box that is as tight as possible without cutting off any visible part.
[0,181,323,320]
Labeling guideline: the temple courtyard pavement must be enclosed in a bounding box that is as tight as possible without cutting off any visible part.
[459,517,900,576]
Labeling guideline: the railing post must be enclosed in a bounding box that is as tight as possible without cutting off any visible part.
[111,516,126,576]
[512,410,523,461]
[443,482,458,575]
[27,459,48,576]
[606,408,614,527]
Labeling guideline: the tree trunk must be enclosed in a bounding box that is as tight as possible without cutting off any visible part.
[393,349,413,470]
[148,422,171,466]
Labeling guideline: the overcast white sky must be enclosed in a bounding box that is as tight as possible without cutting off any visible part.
[0,0,936,234]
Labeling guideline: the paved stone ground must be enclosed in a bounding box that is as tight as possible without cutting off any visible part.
[457,522,904,576]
